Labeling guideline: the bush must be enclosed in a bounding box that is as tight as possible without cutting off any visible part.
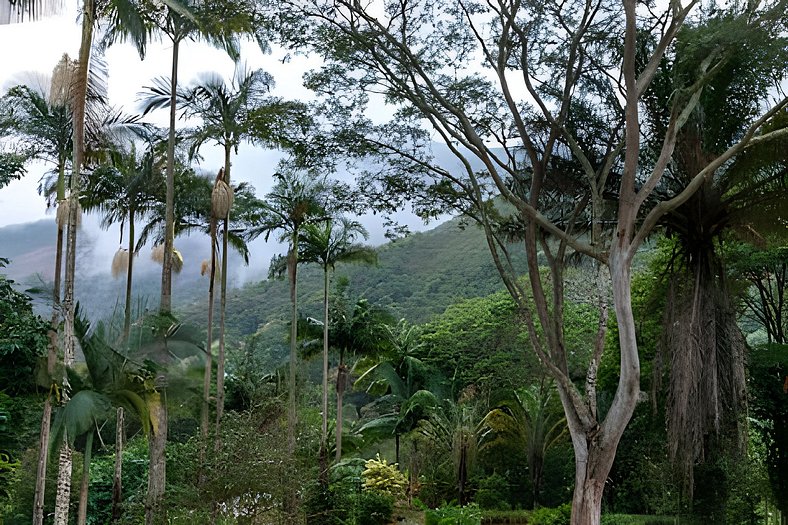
[357,491,395,525]
[475,472,510,510]
[528,503,571,525]
[425,503,482,525]
[362,454,407,498]
[601,515,681,525]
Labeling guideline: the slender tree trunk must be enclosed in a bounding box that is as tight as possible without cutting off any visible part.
[319,267,329,482]
[215,145,232,448]
[123,206,135,342]
[53,444,73,525]
[145,391,167,525]
[55,2,94,519]
[335,360,346,462]
[112,407,124,523]
[33,212,64,525]
[160,37,180,313]
[76,431,94,525]
[287,233,299,456]
[33,398,52,525]
[201,221,216,467]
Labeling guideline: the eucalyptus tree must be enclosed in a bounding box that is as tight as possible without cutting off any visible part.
[244,169,329,461]
[299,217,377,472]
[269,0,788,522]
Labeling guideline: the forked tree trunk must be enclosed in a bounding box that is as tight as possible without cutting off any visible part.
[112,407,124,523]
[76,431,94,525]
[145,391,168,525]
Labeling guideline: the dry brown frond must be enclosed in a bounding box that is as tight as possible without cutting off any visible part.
[111,248,129,279]
[56,198,82,229]
[212,180,233,219]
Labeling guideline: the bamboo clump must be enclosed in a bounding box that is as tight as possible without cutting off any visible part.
[111,248,129,279]
[152,245,184,274]
[56,198,82,229]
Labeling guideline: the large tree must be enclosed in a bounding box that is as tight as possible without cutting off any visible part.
[271,0,788,522]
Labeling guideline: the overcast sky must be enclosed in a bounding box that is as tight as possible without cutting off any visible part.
[0,1,323,227]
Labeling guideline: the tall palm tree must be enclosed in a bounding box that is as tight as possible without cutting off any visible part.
[131,0,261,314]
[0,0,62,24]
[82,137,164,341]
[298,217,376,473]
[140,66,275,440]
[244,170,328,460]
[479,380,567,507]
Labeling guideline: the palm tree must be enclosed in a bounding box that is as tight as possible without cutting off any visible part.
[479,380,567,508]
[0,0,62,24]
[329,295,394,461]
[82,137,164,341]
[244,170,328,460]
[299,217,377,474]
[131,0,261,314]
[140,66,276,441]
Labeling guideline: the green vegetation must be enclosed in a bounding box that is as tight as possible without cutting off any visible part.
[1,0,787,524]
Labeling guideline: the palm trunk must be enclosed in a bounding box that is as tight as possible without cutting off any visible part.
[123,206,135,342]
[55,2,94,518]
[319,266,329,481]
[112,407,124,523]
[145,391,167,525]
[215,145,232,448]
[53,443,74,525]
[335,356,346,462]
[160,37,180,313]
[32,398,52,525]
[76,431,94,525]
[287,233,299,456]
[201,222,216,464]
[33,196,65,525]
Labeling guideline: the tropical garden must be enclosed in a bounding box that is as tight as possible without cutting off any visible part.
[0,0,787,524]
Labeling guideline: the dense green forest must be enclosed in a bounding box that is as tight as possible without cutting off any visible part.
[1,0,787,524]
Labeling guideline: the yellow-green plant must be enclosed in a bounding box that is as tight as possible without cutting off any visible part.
[362,454,407,498]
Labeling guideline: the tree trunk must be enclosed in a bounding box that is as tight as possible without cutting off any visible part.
[123,206,135,342]
[570,457,606,525]
[287,234,299,456]
[145,391,167,525]
[34,220,64,525]
[335,361,347,462]
[160,37,180,313]
[76,431,94,525]
[201,221,216,470]
[320,267,329,482]
[32,398,52,525]
[215,145,232,449]
[112,407,124,523]
[53,443,73,525]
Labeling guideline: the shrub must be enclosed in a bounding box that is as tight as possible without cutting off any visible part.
[357,491,396,525]
[425,503,482,525]
[528,503,571,525]
[362,454,407,498]
[475,472,510,510]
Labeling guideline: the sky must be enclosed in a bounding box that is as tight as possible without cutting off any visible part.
[0,1,441,263]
